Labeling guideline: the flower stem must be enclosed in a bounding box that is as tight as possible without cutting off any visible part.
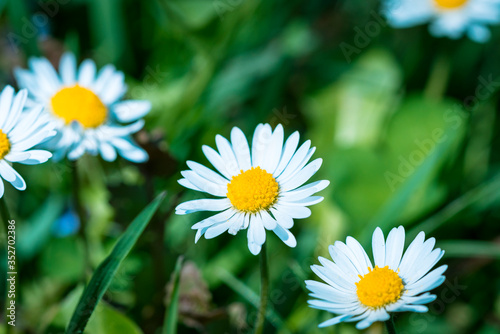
[254,243,269,334]
[0,197,14,334]
[71,160,90,276]
[385,315,397,334]
[424,53,451,101]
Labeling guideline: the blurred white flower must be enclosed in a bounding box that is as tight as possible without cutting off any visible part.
[14,52,150,162]
[306,226,447,329]
[384,0,500,42]
[176,123,329,255]
[0,86,55,197]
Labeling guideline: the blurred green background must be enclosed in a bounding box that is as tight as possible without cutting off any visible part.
[1,0,500,333]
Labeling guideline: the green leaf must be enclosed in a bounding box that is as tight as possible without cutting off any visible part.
[439,240,500,258]
[163,256,184,334]
[53,286,143,334]
[65,192,166,334]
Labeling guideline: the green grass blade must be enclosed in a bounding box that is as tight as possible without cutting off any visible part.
[360,126,462,244]
[65,192,166,334]
[439,240,500,258]
[408,173,500,239]
[163,256,184,334]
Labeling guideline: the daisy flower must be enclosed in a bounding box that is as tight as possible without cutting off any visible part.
[14,52,150,162]
[306,226,447,329]
[175,123,329,255]
[384,0,500,43]
[0,86,55,197]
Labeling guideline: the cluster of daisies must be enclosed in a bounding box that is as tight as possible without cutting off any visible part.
[2,51,447,331]
[384,0,500,42]
[175,124,447,329]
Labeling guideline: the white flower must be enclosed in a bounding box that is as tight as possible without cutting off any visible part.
[14,52,151,162]
[306,226,447,329]
[384,0,500,43]
[176,123,329,255]
[0,86,55,197]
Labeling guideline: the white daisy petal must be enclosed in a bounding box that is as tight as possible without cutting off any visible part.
[346,236,373,273]
[181,170,227,197]
[0,86,14,129]
[4,152,31,163]
[5,165,26,190]
[372,227,386,267]
[272,224,297,247]
[401,237,437,283]
[3,89,27,133]
[230,127,251,171]
[202,145,232,179]
[270,207,294,229]
[191,209,236,230]
[316,257,356,289]
[385,226,405,270]
[249,213,266,246]
[356,309,389,330]
[78,59,96,87]
[59,52,77,85]
[109,137,148,163]
[228,212,245,235]
[281,196,324,207]
[280,158,323,192]
[261,124,283,174]
[276,140,311,181]
[13,150,52,165]
[178,178,202,192]
[98,142,117,162]
[176,198,231,215]
[398,231,426,277]
[281,180,330,201]
[215,135,240,176]
[112,100,151,123]
[99,72,126,104]
[187,160,230,184]
[259,210,277,230]
[273,131,300,177]
[251,123,272,168]
[204,220,233,239]
[275,204,311,219]
[318,314,354,328]
[0,160,16,182]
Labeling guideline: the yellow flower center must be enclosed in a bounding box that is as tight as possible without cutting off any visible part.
[51,85,107,128]
[0,130,11,159]
[227,167,279,213]
[435,0,468,9]
[356,266,404,308]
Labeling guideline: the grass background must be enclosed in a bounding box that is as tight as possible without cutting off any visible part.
[1,0,500,333]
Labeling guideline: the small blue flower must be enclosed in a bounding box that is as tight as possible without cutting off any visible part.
[52,210,80,237]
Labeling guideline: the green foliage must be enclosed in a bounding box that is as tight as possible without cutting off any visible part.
[65,192,165,333]
[1,0,500,333]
